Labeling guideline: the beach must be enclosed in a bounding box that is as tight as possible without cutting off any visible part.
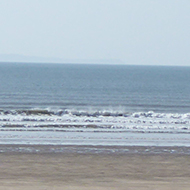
[0,145,190,190]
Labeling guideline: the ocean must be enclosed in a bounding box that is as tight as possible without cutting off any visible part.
[0,62,190,148]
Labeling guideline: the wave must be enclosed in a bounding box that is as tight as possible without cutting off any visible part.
[1,108,190,118]
[0,108,190,133]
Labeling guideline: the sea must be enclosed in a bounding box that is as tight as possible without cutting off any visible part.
[0,62,190,152]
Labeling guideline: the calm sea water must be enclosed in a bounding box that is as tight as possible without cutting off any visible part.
[0,62,190,147]
[0,62,190,112]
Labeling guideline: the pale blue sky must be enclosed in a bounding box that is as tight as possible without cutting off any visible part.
[0,0,189,65]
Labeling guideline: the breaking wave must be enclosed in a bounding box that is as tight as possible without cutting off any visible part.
[0,108,190,133]
[0,108,190,118]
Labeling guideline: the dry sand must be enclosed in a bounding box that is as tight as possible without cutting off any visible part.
[0,146,190,190]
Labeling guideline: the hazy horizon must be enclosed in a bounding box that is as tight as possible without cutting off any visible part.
[0,53,190,67]
[0,0,190,66]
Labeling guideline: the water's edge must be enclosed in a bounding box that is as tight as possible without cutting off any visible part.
[0,144,190,155]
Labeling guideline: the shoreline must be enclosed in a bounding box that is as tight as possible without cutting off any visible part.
[0,144,190,155]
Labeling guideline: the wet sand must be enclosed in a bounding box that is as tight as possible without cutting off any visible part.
[0,145,190,190]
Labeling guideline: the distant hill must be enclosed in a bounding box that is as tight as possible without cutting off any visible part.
[0,54,63,63]
[0,54,123,64]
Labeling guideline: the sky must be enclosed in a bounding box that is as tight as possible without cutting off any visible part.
[0,0,190,66]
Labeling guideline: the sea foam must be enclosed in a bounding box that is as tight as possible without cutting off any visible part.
[0,109,190,133]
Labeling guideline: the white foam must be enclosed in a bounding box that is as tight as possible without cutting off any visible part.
[0,110,190,133]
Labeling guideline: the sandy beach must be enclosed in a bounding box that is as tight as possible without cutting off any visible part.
[0,145,190,190]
